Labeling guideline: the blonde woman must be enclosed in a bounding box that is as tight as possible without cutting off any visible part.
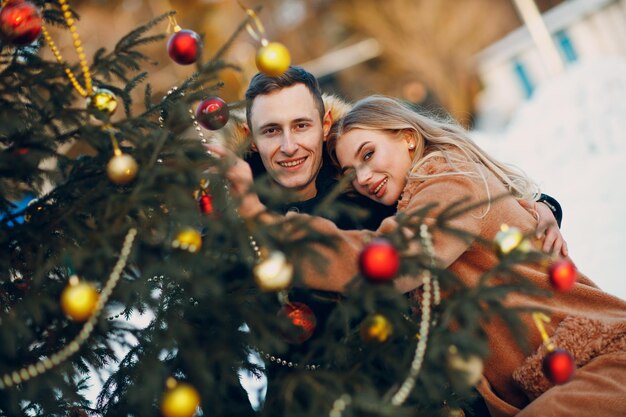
[212,96,625,416]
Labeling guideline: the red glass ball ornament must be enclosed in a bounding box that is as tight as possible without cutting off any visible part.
[198,193,213,215]
[278,302,317,344]
[548,259,577,291]
[0,1,42,46]
[195,97,229,130]
[167,29,201,65]
[543,349,575,384]
[359,239,400,282]
[12,278,30,291]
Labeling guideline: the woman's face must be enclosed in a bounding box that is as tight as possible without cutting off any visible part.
[336,128,414,206]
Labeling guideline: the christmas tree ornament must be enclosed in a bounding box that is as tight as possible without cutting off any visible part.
[167,29,202,66]
[12,277,30,291]
[360,314,393,343]
[447,345,484,387]
[447,408,465,417]
[195,97,229,130]
[255,41,290,77]
[161,377,201,417]
[548,259,577,291]
[238,1,290,76]
[87,88,118,117]
[494,224,530,257]
[60,275,99,322]
[0,0,42,46]
[278,301,317,344]
[106,129,138,184]
[172,228,202,253]
[253,251,293,292]
[198,193,213,215]
[543,349,575,384]
[107,152,138,185]
[359,238,400,282]
[41,0,94,98]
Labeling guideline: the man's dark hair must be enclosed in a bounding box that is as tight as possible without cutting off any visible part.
[244,66,325,132]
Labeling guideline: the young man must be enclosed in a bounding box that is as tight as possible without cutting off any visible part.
[242,66,395,415]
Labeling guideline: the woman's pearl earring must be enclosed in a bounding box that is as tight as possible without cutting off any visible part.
[408,143,415,150]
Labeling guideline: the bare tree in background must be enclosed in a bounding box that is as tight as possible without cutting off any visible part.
[332,0,522,124]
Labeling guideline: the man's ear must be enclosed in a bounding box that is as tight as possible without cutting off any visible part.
[322,110,333,142]
[243,123,258,152]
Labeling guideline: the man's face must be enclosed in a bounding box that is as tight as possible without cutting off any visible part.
[249,84,331,201]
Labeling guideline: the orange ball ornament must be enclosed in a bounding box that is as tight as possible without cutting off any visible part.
[61,279,99,321]
[161,379,201,417]
[548,259,577,291]
[255,42,290,77]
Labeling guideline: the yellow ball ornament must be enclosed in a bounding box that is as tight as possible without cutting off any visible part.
[253,251,293,292]
[255,42,290,77]
[494,224,529,257]
[161,378,201,417]
[447,345,484,387]
[360,314,393,343]
[87,88,118,117]
[61,277,99,321]
[107,153,138,185]
[172,228,202,253]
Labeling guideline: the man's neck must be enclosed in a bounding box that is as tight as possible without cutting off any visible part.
[291,184,317,202]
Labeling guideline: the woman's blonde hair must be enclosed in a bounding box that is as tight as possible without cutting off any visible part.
[327,95,539,202]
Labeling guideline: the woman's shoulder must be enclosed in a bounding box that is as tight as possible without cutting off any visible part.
[398,152,487,212]
[411,148,479,176]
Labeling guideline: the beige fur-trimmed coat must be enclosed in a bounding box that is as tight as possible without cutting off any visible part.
[289,154,626,416]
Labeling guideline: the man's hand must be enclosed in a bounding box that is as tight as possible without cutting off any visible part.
[203,144,266,219]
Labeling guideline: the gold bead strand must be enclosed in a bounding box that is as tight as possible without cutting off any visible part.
[0,228,137,390]
[41,0,93,98]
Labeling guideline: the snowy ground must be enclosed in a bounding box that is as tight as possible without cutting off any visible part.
[472,57,626,301]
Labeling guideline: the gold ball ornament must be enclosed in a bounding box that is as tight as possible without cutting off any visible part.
[87,88,118,117]
[60,277,99,322]
[107,153,138,185]
[172,228,202,253]
[255,42,290,77]
[360,314,393,343]
[161,378,201,417]
[253,251,293,291]
[494,224,530,257]
[447,345,484,387]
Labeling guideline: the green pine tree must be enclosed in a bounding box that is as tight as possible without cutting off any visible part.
[1,2,545,417]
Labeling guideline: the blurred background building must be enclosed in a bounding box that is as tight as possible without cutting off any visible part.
[474,0,626,131]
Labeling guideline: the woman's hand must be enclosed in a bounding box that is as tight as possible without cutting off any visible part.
[521,199,568,257]
[203,144,266,219]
